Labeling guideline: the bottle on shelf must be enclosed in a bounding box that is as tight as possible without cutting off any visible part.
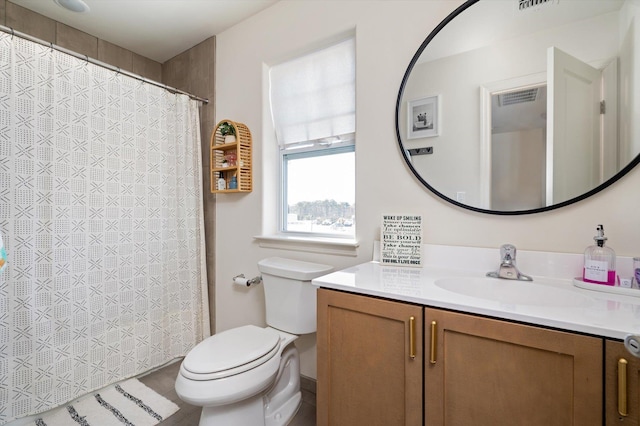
[229,175,238,190]
[216,172,226,191]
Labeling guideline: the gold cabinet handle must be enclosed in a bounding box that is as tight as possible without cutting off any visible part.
[430,320,437,364]
[619,358,628,417]
[409,316,416,359]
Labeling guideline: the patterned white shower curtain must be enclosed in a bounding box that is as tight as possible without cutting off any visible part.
[0,33,209,424]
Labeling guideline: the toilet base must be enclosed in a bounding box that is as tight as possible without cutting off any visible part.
[199,394,263,426]
[265,391,301,426]
[198,390,301,426]
[265,342,302,425]
[195,341,302,426]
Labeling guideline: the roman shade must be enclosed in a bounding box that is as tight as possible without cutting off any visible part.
[269,37,355,150]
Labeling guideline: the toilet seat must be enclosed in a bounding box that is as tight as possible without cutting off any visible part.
[175,328,298,408]
[181,325,281,381]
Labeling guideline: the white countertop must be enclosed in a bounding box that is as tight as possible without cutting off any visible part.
[312,260,640,340]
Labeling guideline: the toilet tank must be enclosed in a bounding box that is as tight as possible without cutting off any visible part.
[258,257,333,335]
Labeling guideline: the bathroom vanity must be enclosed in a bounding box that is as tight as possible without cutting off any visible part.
[350,0,640,420]
[313,250,640,426]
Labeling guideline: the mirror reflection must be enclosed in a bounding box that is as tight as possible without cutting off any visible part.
[397,0,640,213]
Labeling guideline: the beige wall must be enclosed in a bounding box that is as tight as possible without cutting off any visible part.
[215,0,640,379]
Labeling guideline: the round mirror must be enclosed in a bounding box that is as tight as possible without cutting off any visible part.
[396,0,640,215]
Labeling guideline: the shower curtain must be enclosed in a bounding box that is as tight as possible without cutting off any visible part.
[0,33,209,424]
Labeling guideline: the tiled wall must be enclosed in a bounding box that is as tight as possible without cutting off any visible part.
[0,0,217,333]
[163,40,216,334]
[0,1,162,81]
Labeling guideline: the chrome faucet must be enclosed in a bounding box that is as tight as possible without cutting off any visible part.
[486,244,533,281]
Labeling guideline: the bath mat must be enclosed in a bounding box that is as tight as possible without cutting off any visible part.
[31,378,179,426]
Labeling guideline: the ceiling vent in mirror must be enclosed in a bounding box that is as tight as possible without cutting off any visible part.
[498,88,538,107]
[518,0,557,12]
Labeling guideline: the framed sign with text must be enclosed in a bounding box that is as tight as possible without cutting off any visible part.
[380,215,423,267]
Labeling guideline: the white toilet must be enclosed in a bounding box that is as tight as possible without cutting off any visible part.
[175,257,333,426]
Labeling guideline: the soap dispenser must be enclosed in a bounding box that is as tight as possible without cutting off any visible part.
[582,224,616,285]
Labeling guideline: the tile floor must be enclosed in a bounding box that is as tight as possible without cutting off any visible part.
[139,359,317,426]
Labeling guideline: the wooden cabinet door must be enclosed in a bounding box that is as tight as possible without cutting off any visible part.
[317,288,423,426]
[425,308,602,426]
[606,339,640,425]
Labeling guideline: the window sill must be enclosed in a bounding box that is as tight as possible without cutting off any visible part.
[254,234,359,257]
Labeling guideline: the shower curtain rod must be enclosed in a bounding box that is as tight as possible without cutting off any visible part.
[0,25,209,104]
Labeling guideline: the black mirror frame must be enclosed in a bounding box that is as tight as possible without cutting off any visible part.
[395,0,640,215]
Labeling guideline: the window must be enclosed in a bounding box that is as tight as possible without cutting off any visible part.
[283,144,355,237]
[269,37,355,238]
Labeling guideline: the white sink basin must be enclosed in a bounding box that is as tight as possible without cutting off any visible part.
[435,277,590,307]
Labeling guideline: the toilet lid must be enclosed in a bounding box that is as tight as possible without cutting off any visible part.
[183,325,281,377]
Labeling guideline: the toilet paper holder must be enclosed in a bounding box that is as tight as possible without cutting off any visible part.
[233,274,262,287]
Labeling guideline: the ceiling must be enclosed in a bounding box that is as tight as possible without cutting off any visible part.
[8,0,278,63]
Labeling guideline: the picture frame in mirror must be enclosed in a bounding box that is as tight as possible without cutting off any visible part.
[407,95,440,139]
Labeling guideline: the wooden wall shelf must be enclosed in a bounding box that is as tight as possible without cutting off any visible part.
[210,119,252,193]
